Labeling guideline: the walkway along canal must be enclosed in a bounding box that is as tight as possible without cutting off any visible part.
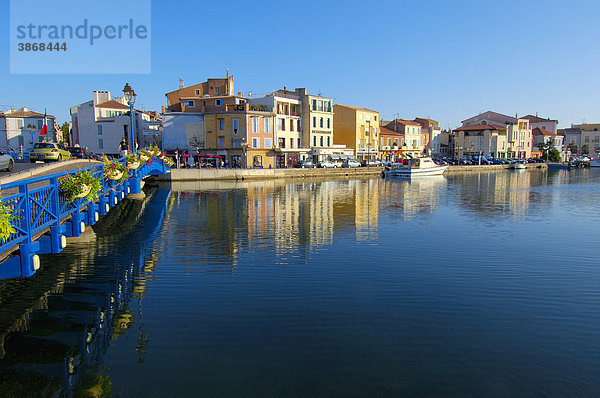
[0,157,170,279]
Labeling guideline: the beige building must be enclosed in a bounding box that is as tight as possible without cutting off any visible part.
[453,124,508,158]
[577,123,600,155]
[333,104,380,161]
[296,89,334,162]
[507,118,532,158]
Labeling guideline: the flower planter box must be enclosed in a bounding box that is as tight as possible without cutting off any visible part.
[75,184,91,198]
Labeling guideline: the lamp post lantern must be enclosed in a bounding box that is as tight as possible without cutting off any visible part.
[123,83,137,154]
[157,124,164,154]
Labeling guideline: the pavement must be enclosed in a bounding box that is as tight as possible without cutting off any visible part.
[0,159,101,187]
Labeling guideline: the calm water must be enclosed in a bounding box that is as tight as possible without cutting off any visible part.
[1,169,600,397]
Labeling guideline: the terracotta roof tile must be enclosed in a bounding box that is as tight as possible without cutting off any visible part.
[380,126,404,136]
[532,127,559,136]
[3,109,55,118]
[95,100,130,110]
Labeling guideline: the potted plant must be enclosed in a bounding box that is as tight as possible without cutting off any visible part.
[103,160,127,182]
[0,202,16,241]
[163,156,175,167]
[126,154,141,169]
[138,149,151,162]
[59,170,101,203]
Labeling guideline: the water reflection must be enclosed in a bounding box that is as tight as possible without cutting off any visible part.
[0,188,170,396]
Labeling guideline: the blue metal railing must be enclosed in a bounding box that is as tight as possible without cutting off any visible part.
[0,158,169,279]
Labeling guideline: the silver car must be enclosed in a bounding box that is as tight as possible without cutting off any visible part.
[0,150,15,172]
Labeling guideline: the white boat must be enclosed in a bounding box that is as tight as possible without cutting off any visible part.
[382,157,447,177]
[590,159,600,168]
[510,163,527,170]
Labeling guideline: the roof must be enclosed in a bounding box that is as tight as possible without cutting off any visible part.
[532,127,559,137]
[94,100,130,110]
[394,119,421,127]
[379,126,404,136]
[454,124,506,132]
[521,114,558,123]
[334,104,379,114]
[461,110,516,124]
[2,109,55,118]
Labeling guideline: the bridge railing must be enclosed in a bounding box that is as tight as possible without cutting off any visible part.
[0,157,169,279]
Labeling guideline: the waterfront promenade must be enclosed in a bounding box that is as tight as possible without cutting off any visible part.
[156,163,548,182]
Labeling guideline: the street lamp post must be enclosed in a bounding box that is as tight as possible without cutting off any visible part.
[157,124,164,154]
[123,83,137,154]
[27,124,36,149]
[241,138,248,169]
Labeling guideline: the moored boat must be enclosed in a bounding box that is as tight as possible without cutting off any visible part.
[382,157,447,177]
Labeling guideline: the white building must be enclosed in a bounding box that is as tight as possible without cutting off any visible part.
[70,90,160,155]
[0,108,56,151]
[160,112,205,151]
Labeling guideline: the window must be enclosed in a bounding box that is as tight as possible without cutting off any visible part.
[184,100,195,107]
[327,118,330,129]
[233,118,239,133]
[16,119,24,129]
[252,117,259,133]
[318,100,323,111]
[359,114,363,120]
[585,136,590,143]
[253,155,262,168]
[290,138,294,148]
[320,136,324,146]
[195,89,201,96]
[313,117,317,128]
[215,88,220,95]
[374,116,377,121]
[97,125,102,135]
[252,137,259,147]
[313,136,317,146]
[37,120,43,129]
[279,138,286,148]
[327,136,330,146]
[290,119,294,131]
[297,138,301,148]
[320,118,324,128]
[265,118,271,133]
[291,105,296,115]
[219,136,225,147]
[312,99,317,111]
[218,118,224,130]
[595,136,599,143]
[279,118,285,131]
[265,138,272,148]
[98,139,103,149]
[325,101,331,112]
[388,138,392,146]
[215,99,223,106]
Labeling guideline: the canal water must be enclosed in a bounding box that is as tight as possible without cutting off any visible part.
[1,169,600,397]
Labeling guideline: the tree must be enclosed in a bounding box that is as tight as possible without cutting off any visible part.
[548,148,561,162]
[61,122,70,145]
[567,142,578,154]
[582,144,590,154]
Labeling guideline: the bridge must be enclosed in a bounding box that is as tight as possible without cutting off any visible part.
[0,157,169,280]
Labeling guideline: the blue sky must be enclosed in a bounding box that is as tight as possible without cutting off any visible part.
[2,0,600,129]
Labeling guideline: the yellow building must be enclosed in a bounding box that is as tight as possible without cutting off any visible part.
[202,107,276,168]
[333,104,380,161]
[296,88,334,162]
[383,119,423,158]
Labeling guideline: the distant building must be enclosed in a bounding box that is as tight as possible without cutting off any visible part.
[0,108,56,150]
[574,123,600,155]
[164,74,238,113]
[249,88,310,167]
[378,126,404,161]
[383,119,423,158]
[532,127,564,156]
[414,117,442,156]
[521,115,559,134]
[559,126,581,151]
[333,104,380,161]
[461,110,516,128]
[453,124,508,159]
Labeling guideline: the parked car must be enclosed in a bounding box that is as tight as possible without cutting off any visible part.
[294,159,314,168]
[29,142,71,163]
[318,160,337,168]
[362,159,383,167]
[67,146,90,159]
[342,159,361,168]
[0,150,15,171]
